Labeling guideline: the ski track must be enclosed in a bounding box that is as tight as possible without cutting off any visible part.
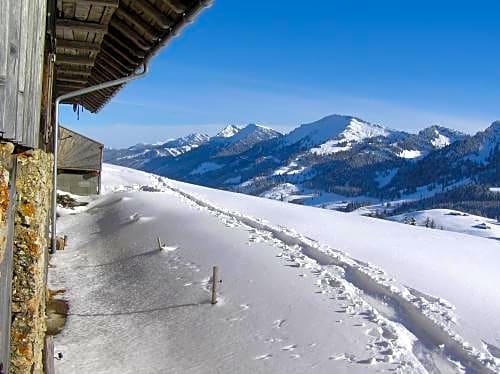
[144,176,500,374]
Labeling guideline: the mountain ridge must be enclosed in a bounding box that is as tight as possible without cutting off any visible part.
[103,114,498,218]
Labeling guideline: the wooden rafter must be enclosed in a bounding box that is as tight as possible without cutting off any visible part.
[57,75,89,84]
[115,7,159,42]
[106,33,146,58]
[100,50,134,72]
[56,39,100,52]
[101,39,140,66]
[57,83,88,92]
[132,1,174,29]
[109,18,151,51]
[56,19,108,33]
[64,0,119,7]
[55,55,95,66]
[56,68,92,76]
[159,0,188,14]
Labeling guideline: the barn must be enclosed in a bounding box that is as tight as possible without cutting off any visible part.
[0,1,212,372]
[57,126,103,195]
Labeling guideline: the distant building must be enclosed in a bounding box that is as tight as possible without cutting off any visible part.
[57,127,103,196]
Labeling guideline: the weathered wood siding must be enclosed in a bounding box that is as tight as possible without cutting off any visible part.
[58,126,103,171]
[0,0,47,148]
[0,144,16,373]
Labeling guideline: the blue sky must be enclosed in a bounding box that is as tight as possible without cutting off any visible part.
[63,0,500,147]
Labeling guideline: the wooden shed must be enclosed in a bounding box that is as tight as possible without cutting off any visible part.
[57,126,103,195]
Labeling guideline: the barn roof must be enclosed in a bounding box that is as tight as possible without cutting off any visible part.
[54,0,212,112]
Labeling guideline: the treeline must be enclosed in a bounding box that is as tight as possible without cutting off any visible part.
[391,184,500,219]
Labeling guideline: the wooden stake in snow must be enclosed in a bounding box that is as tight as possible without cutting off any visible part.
[211,266,218,305]
[157,236,162,250]
[44,336,55,374]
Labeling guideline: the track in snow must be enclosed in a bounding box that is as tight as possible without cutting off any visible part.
[161,177,499,373]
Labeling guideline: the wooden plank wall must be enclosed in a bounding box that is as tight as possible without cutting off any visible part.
[0,0,47,149]
[0,157,17,373]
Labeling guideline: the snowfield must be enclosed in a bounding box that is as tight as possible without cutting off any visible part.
[388,209,500,241]
[50,164,500,373]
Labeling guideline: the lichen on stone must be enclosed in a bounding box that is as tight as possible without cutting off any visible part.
[9,149,53,374]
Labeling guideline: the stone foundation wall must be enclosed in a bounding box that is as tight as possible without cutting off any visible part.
[9,149,52,374]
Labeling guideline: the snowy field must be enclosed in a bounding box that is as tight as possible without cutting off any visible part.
[387,209,500,241]
[49,164,500,373]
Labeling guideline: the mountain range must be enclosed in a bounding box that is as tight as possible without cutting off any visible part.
[104,114,499,218]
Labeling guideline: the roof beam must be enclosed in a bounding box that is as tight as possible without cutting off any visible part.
[55,55,95,66]
[133,1,174,29]
[57,75,89,84]
[109,19,150,51]
[56,19,108,34]
[57,83,88,92]
[56,39,101,52]
[65,0,119,7]
[93,58,123,78]
[105,33,146,58]
[97,55,132,76]
[101,39,141,66]
[115,7,160,42]
[56,68,92,76]
[159,0,187,14]
[100,50,135,72]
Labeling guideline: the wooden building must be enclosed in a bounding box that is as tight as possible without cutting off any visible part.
[0,1,212,372]
[57,126,103,195]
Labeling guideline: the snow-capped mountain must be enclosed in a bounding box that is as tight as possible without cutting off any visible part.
[284,115,393,154]
[216,124,281,157]
[387,121,499,195]
[139,123,282,179]
[104,132,210,168]
[419,125,465,149]
[215,124,240,138]
[392,125,467,159]
[104,115,497,219]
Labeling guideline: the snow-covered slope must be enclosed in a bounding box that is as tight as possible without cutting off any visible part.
[387,209,500,240]
[51,164,500,373]
[165,171,500,370]
[418,126,466,150]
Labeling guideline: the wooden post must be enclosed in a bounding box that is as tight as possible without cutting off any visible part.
[44,336,55,374]
[211,266,218,305]
[157,236,162,250]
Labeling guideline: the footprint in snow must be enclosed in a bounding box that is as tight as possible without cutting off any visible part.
[255,354,272,360]
[265,337,283,344]
[129,213,141,222]
[329,353,355,362]
[240,304,250,311]
[161,246,178,252]
[273,319,286,328]
[356,357,377,365]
